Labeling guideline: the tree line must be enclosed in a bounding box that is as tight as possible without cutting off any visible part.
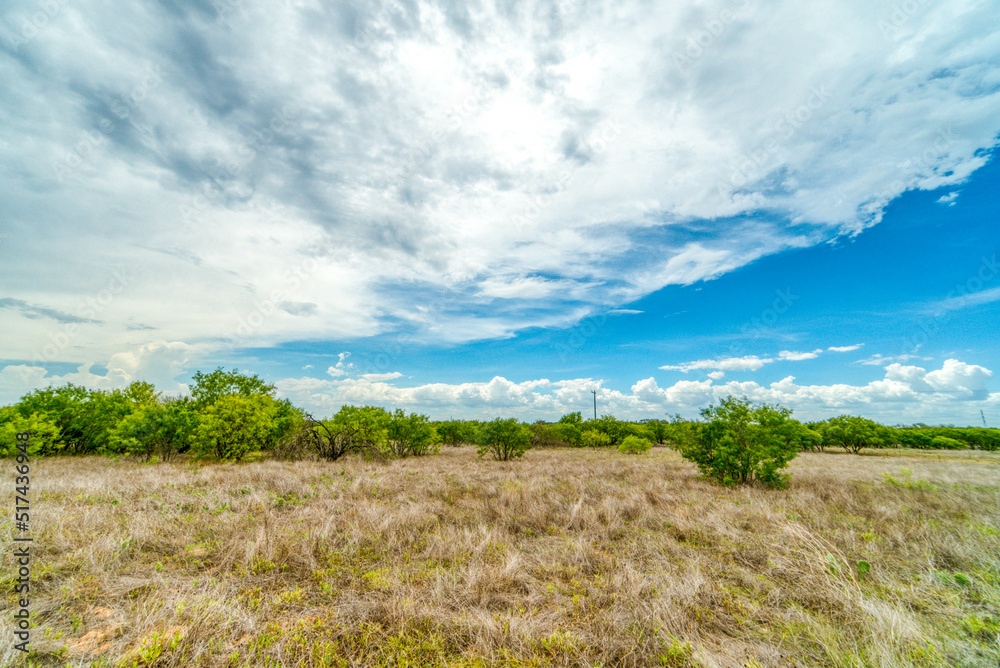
[2,369,997,486]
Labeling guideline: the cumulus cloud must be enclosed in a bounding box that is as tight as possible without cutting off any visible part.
[265,358,998,424]
[327,352,353,378]
[2,354,994,425]
[1,0,998,364]
[0,340,194,402]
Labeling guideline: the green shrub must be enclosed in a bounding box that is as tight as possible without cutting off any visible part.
[195,394,279,461]
[530,422,582,447]
[618,435,652,454]
[0,409,61,457]
[819,415,890,453]
[386,409,440,457]
[589,414,630,445]
[681,396,800,487]
[930,435,965,450]
[110,399,198,462]
[190,367,276,408]
[280,406,388,461]
[477,418,531,461]
[436,420,479,446]
[581,430,612,448]
[660,416,700,450]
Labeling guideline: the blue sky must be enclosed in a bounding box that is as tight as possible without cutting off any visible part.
[1,0,998,424]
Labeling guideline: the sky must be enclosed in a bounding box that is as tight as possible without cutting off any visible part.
[1,0,999,425]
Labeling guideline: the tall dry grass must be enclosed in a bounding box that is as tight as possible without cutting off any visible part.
[2,447,999,667]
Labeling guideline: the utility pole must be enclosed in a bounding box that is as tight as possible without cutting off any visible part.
[592,390,597,420]
[982,410,988,428]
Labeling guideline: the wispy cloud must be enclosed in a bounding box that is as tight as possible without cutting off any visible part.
[936,191,959,206]
[661,355,772,372]
[663,345,854,372]
[0,298,101,325]
[779,349,823,361]
[931,287,1000,313]
[828,344,864,353]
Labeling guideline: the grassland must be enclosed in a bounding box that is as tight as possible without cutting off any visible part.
[2,447,999,667]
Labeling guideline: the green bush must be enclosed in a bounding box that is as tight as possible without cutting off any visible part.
[589,414,631,445]
[581,430,612,448]
[190,367,276,408]
[280,406,388,461]
[930,435,965,450]
[386,409,440,457]
[0,409,61,457]
[195,394,279,461]
[13,382,156,455]
[436,420,479,446]
[477,418,531,461]
[681,396,800,487]
[530,422,582,447]
[110,400,198,462]
[660,416,700,450]
[618,435,652,454]
[820,415,890,454]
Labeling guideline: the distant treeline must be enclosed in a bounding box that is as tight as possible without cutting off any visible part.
[2,369,998,464]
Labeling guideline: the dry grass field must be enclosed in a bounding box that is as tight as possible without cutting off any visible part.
[3,447,999,668]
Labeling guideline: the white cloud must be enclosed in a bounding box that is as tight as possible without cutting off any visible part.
[327,352,353,378]
[2,356,993,425]
[828,344,864,352]
[663,346,836,372]
[932,287,1000,313]
[0,340,194,403]
[267,358,996,425]
[1,0,998,362]
[707,371,726,380]
[360,372,404,382]
[860,353,931,366]
[936,192,959,205]
[778,349,823,361]
[924,359,992,397]
[661,355,772,372]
